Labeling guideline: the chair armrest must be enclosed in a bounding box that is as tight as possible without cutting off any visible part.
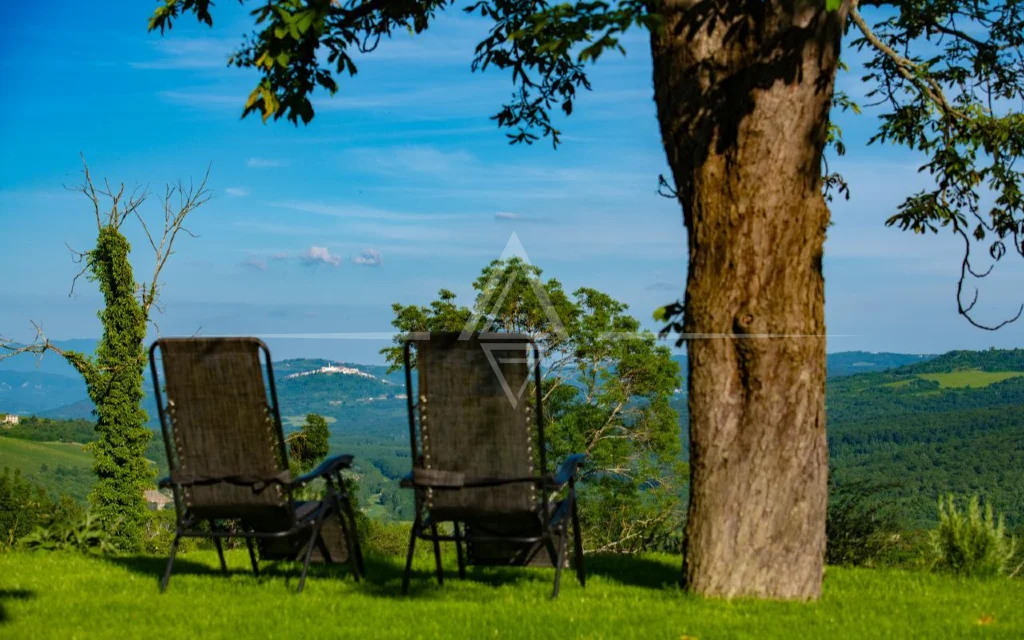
[552,453,587,486]
[399,472,414,489]
[292,454,354,488]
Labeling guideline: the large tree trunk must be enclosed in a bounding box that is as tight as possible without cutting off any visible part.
[651,1,848,599]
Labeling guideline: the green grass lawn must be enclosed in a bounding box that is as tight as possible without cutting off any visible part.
[917,371,1024,388]
[1,550,1021,639]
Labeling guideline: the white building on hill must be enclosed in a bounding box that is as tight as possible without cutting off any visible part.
[1,414,19,426]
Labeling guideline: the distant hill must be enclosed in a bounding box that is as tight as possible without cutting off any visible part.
[670,351,937,382]
[0,370,88,415]
[896,348,1024,374]
[17,358,409,432]
[0,339,99,377]
[0,348,945,420]
[826,351,936,377]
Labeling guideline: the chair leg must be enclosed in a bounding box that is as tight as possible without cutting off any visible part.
[341,493,366,577]
[244,532,260,577]
[336,496,363,580]
[401,514,421,595]
[429,522,444,586]
[571,498,585,587]
[298,509,327,594]
[453,522,466,579]
[160,534,181,593]
[210,521,228,574]
[552,527,568,599]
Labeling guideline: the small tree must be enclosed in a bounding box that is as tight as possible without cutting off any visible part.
[0,158,211,550]
[288,413,331,472]
[382,258,683,551]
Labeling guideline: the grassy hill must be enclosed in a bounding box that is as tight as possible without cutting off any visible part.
[0,437,94,502]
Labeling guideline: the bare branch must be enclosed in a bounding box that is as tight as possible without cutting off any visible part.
[142,164,213,319]
[66,243,92,299]
[0,322,97,380]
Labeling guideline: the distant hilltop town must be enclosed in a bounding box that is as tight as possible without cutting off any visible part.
[1,413,20,426]
[284,363,381,381]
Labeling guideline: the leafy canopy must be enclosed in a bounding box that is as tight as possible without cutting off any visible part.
[153,1,1024,329]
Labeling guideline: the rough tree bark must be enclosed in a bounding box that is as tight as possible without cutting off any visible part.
[651,1,849,599]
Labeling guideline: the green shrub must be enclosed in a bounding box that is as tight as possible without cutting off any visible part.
[19,509,116,554]
[826,478,903,567]
[928,494,1017,578]
[1,467,53,550]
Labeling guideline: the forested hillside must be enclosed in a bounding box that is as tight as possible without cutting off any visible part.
[2,348,1020,528]
[827,349,1024,528]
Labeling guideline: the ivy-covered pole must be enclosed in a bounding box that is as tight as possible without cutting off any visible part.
[0,158,211,550]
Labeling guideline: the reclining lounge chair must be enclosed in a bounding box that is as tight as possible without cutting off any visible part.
[149,337,364,593]
[400,332,586,598]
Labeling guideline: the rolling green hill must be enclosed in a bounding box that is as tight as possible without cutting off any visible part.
[0,437,94,502]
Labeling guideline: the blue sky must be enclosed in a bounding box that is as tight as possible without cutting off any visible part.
[1,1,1021,364]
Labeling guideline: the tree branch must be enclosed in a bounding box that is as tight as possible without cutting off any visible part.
[850,1,964,120]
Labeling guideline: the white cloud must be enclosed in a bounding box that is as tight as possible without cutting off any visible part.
[242,257,267,271]
[269,252,291,261]
[225,187,249,197]
[352,248,383,266]
[247,157,287,169]
[301,246,343,267]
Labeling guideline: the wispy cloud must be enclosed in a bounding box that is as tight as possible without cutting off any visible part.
[348,145,476,177]
[269,252,291,261]
[301,246,343,267]
[131,38,233,70]
[352,248,383,266]
[270,200,472,223]
[241,257,268,271]
[494,211,543,222]
[247,157,287,169]
[225,187,249,197]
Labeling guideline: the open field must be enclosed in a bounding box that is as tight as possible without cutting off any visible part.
[917,371,1024,389]
[0,438,93,501]
[1,551,1022,639]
